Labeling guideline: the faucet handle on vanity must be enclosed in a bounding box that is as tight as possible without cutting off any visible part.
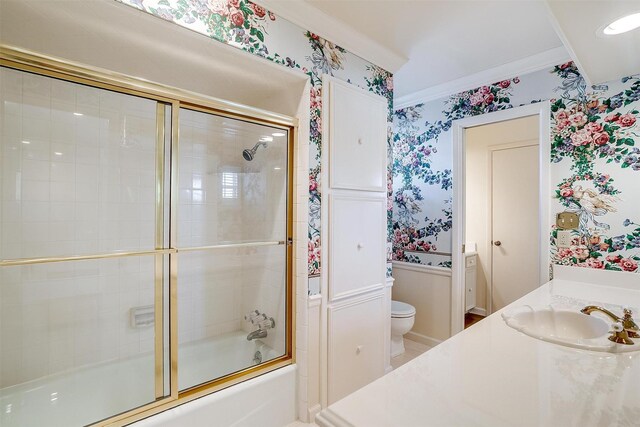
[609,321,635,345]
[622,308,639,338]
[581,305,636,344]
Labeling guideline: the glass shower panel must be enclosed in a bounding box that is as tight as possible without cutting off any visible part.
[0,68,158,260]
[0,256,160,427]
[0,68,168,426]
[177,245,287,391]
[177,108,289,391]
[177,108,288,247]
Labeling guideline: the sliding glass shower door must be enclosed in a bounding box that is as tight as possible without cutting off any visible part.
[176,108,289,391]
[0,61,292,426]
[0,67,170,426]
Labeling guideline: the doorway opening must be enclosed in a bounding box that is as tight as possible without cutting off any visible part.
[451,103,551,335]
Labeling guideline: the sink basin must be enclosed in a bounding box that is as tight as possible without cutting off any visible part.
[502,306,640,353]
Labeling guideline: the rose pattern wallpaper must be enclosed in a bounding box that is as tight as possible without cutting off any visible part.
[393,63,640,274]
[116,0,394,294]
[392,78,521,266]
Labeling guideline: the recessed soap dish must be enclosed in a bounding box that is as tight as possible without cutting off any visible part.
[130,305,154,328]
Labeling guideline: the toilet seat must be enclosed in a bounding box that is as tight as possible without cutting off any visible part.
[391,300,416,318]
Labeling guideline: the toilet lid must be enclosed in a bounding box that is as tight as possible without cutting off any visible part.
[391,300,416,318]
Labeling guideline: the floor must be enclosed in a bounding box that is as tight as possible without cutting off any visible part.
[390,338,432,370]
[286,422,318,427]
[465,312,485,329]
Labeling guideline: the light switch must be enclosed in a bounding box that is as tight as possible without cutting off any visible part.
[557,212,579,230]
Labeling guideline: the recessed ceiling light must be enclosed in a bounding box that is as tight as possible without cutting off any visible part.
[274,167,281,170]
[21,140,30,144]
[272,132,286,137]
[602,12,640,35]
[73,112,83,116]
[54,152,62,156]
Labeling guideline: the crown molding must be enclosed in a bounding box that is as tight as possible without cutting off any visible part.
[253,0,407,73]
[542,0,593,88]
[394,46,571,110]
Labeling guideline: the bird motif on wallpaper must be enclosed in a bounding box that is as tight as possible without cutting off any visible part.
[567,185,619,234]
[573,185,618,213]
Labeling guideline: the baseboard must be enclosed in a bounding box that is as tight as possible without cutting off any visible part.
[308,403,322,423]
[385,365,393,375]
[469,307,487,316]
[405,331,443,348]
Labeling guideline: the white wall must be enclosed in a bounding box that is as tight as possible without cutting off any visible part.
[391,261,451,345]
[464,115,538,312]
[0,0,307,118]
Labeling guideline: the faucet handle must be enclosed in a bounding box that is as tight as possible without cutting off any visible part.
[609,320,635,345]
[250,313,268,325]
[244,310,261,322]
[259,317,275,330]
[623,308,639,338]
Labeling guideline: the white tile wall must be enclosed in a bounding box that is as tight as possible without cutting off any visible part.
[0,256,156,388]
[0,68,158,388]
[177,109,288,248]
[0,68,157,260]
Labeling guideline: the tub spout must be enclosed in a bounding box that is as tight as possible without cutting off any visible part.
[247,328,268,341]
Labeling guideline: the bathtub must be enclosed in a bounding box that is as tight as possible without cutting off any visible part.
[0,331,294,427]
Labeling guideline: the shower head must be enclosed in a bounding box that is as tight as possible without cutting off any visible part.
[242,148,255,161]
[242,141,267,161]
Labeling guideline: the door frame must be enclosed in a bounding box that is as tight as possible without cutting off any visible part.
[487,140,540,315]
[450,102,551,335]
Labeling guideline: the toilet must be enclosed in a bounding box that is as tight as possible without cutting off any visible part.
[390,300,416,357]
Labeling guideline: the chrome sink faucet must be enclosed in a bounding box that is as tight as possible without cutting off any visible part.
[580,306,639,345]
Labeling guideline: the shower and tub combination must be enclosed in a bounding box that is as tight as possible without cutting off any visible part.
[0,48,294,426]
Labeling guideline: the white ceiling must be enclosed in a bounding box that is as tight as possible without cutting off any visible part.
[546,0,640,86]
[261,0,640,107]
[6,0,636,109]
[304,0,565,99]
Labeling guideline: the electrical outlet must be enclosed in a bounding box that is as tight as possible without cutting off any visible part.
[557,230,573,248]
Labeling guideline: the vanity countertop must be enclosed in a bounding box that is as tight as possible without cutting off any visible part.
[316,276,640,427]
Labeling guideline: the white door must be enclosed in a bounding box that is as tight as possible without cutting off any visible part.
[491,143,539,311]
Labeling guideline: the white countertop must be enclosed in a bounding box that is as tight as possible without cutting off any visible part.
[317,275,640,427]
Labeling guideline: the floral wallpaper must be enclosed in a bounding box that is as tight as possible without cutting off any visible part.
[393,62,640,274]
[551,69,640,272]
[116,0,394,294]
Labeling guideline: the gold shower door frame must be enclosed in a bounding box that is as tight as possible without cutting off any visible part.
[0,46,295,427]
